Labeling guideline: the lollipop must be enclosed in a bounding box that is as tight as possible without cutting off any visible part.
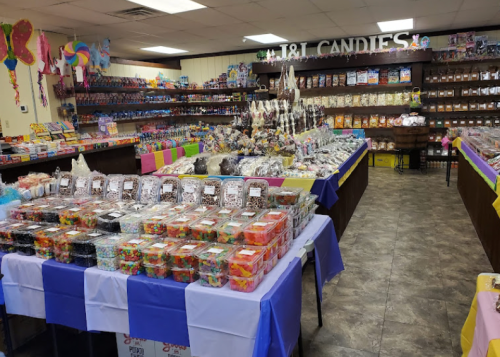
[63,41,90,67]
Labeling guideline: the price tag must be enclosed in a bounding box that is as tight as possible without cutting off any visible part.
[242,212,255,216]
[280,191,293,195]
[152,216,166,220]
[219,209,231,214]
[131,214,143,218]
[67,230,80,235]
[0,221,9,226]
[152,243,168,248]
[37,205,50,208]
[239,249,256,256]
[163,184,173,193]
[176,217,190,222]
[249,187,261,197]
[93,209,105,213]
[184,184,195,193]
[253,222,268,226]
[22,203,34,207]
[109,236,121,240]
[228,222,242,227]
[27,225,42,230]
[60,178,69,187]
[195,207,207,212]
[46,228,60,232]
[174,205,186,210]
[181,244,197,250]
[204,186,215,195]
[124,181,134,190]
[109,213,122,218]
[207,248,224,254]
[9,223,23,227]
[92,181,101,189]
[109,182,118,191]
[227,187,238,195]
[88,233,102,237]
[200,220,215,226]
[76,180,86,188]
[268,211,282,215]
[94,200,103,204]
[128,239,142,244]
[54,206,66,209]
[69,208,81,212]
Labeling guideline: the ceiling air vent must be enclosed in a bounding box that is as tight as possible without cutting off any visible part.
[109,7,164,20]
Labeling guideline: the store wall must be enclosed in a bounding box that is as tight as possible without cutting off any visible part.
[100,63,180,81]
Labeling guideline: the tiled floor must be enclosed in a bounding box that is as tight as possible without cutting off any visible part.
[301,167,494,357]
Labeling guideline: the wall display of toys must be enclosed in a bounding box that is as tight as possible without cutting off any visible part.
[433,31,500,62]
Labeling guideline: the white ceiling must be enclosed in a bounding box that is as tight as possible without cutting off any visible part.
[0,0,500,60]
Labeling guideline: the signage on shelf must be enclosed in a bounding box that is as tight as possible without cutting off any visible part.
[279,32,413,59]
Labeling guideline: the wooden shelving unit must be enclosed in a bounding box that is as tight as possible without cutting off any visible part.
[269,83,413,96]
[425,110,500,117]
[325,105,409,115]
[78,114,236,127]
[74,86,255,94]
[76,101,245,114]
[423,79,500,88]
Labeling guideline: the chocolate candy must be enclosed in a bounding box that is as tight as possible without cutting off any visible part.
[222,179,244,208]
[90,175,107,197]
[180,178,201,204]
[73,253,97,267]
[16,243,35,256]
[201,178,222,206]
[74,177,91,197]
[245,179,269,209]
[159,177,180,203]
[122,175,140,201]
[58,172,74,197]
[139,176,161,204]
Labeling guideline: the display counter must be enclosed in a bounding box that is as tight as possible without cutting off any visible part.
[454,138,500,272]
[0,144,137,184]
[140,143,204,174]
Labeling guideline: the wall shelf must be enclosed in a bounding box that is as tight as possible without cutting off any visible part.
[76,101,245,114]
[78,114,235,127]
[423,79,500,88]
[423,95,500,102]
[325,105,409,115]
[269,83,413,96]
[74,87,256,94]
[425,110,500,117]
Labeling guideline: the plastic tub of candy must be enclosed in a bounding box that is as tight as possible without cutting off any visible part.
[34,225,71,246]
[167,203,196,214]
[35,247,54,260]
[24,204,50,222]
[293,227,302,239]
[7,203,35,220]
[144,203,171,214]
[180,177,202,204]
[306,195,318,211]
[74,176,91,197]
[272,187,303,206]
[97,256,119,271]
[41,205,73,223]
[260,210,290,235]
[196,244,234,274]
[190,205,219,217]
[275,204,300,216]
[105,175,124,200]
[73,253,97,267]
[227,246,265,277]
[263,236,279,261]
[94,235,129,258]
[144,263,170,279]
[119,213,147,234]
[59,207,84,225]
[169,241,209,269]
[264,253,278,274]
[55,250,72,264]
[299,218,307,231]
[121,175,141,201]
[201,178,222,206]
[310,204,319,215]
[118,238,150,261]
[189,217,224,242]
[216,219,246,244]
[232,208,263,221]
[278,240,292,259]
[120,260,142,275]
[16,243,35,256]
[171,268,198,283]
[228,269,264,293]
[199,272,228,288]
[52,229,82,253]
[138,234,160,242]
[96,211,127,232]
[78,208,110,229]
[245,179,269,209]
[0,241,15,253]
[143,215,170,235]
[208,207,241,219]
[159,176,180,203]
[12,224,45,244]
[166,215,197,238]
[221,178,245,208]
[291,213,301,228]
[142,239,181,265]
[72,234,100,255]
[139,176,161,204]
[243,221,277,246]
[0,222,27,241]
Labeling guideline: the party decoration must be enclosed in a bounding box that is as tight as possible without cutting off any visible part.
[90,38,111,72]
[0,19,35,106]
[63,41,90,67]
[55,46,71,77]
[36,32,52,107]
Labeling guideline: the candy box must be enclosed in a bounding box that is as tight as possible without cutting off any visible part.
[169,241,209,269]
[120,260,143,275]
[59,207,84,225]
[216,219,246,244]
[199,272,228,288]
[73,253,97,267]
[228,268,264,293]
[119,213,147,234]
[291,213,301,228]
[272,187,303,206]
[55,250,72,264]
[190,205,219,217]
[166,215,197,238]
[196,244,234,274]
[260,210,290,234]
[180,177,202,204]
[0,241,15,253]
[97,256,119,271]
[227,246,265,277]
[72,231,103,255]
[143,215,170,235]
[208,207,241,219]
[118,238,150,261]
[142,239,181,265]
[96,211,127,232]
[189,217,224,242]
[0,221,26,241]
[143,203,171,214]
[52,229,85,252]
[94,234,130,258]
[293,227,302,239]
[41,205,73,223]
[263,236,279,261]
[144,263,170,279]
[78,207,111,229]
[12,223,46,244]
[232,208,263,221]
[139,234,161,242]
[245,179,269,209]
[221,178,245,208]
[264,253,278,274]
[171,268,198,283]
[35,247,54,260]
[16,243,35,256]
[243,221,277,246]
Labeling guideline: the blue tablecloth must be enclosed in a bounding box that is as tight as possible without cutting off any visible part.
[311,175,339,209]
[335,142,368,186]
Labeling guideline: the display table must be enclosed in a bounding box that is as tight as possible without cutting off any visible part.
[454,138,500,272]
[140,142,204,174]
[0,215,343,357]
[461,273,500,357]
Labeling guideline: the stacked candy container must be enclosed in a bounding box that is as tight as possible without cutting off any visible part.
[51,228,83,263]
[207,207,241,219]
[118,238,150,275]
[141,239,181,279]
[190,205,219,218]
[12,223,45,244]
[271,187,303,206]
[169,241,208,283]
[41,205,73,223]
[244,179,269,210]
[180,177,202,204]
[119,213,147,234]
[78,205,113,229]
[142,215,170,235]
[216,219,247,244]
[24,204,50,222]
[196,244,234,288]
[72,231,103,255]
[59,207,84,225]
[201,178,222,206]
[189,217,225,242]
[121,175,141,201]
[166,215,197,238]
[7,203,35,220]
[260,210,290,235]
[0,221,16,253]
[34,226,71,260]
[278,228,293,259]
[96,211,127,232]
[227,246,266,292]
[242,220,277,246]
[232,208,264,221]
[105,175,124,200]
[221,178,245,208]
[0,222,26,242]
[262,236,279,274]
[159,176,180,203]
[94,234,129,271]
[138,176,161,204]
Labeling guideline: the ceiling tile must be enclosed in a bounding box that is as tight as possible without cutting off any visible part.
[107,21,174,36]
[0,0,67,8]
[326,7,375,27]
[175,8,242,26]
[289,13,336,30]
[340,23,381,37]
[461,0,500,10]
[216,3,278,22]
[257,0,322,17]
[139,15,206,31]
[369,0,462,21]
[156,31,206,44]
[195,0,253,7]
[307,26,347,39]
[1,9,94,30]
[214,23,264,37]
[414,13,457,31]
[69,0,137,13]
[310,0,365,12]
[36,4,128,25]
[185,26,229,40]
[454,6,500,23]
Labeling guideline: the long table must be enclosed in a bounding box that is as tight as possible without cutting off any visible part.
[0,215,343,357]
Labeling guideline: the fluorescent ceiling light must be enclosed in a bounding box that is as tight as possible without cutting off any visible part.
[244,34,287,44]
[377,18,413,32]
[127,0,206,14]
[142,46,188,54]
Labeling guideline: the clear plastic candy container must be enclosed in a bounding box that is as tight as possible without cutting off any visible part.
[0,241,16,253]
[35,247,54,260]
[143,215,170,235]
[190,205,219,218]
[232,208,263,221]
[16,243,35,256]
[180,177,202,204]
[166,215,197,239]
[167,203,196,214]
[118,238,150,261]
[208,207,241,219]
[159,176,180,203]
[119,213,147,234]
[105,175,124,200]
[199,272,228,288]
[263,236,279,261]
[121,175,141,201]
[201,178,222,206]
[169,241,209,269]
[55,250,72,264]
[196,244,234,274]
[216,219,246,245]
[97,256,119,271]
[189,217,224,242]
[59,207,84,225]
[41,205,73,223]
[227,246,266,277]
[7,203,34,220]
[0,222,27,242]
[139,176,161,204]
[245,179,269,209]
[260,210,290,235]
[221,178,245,208]
[78,207,111,229]
[24,205,50,222]
[243,221,277,246]
[144,263,170,279]
[74,176,91,197]
[52,229,85,253]
[272,187,303,206]
[171,268,198,283]
[72,232,102,255]
[94,235,129,258]
[264,254,278,274]
[12,223,45,245]
[228,269,264,293]
[96,211,127,233]
[120,260,143,275]
[141,239,181,265]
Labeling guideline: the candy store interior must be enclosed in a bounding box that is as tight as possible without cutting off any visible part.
[1,1,500,357]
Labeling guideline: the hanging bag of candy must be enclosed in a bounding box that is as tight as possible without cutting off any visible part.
[411,87,421,108]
